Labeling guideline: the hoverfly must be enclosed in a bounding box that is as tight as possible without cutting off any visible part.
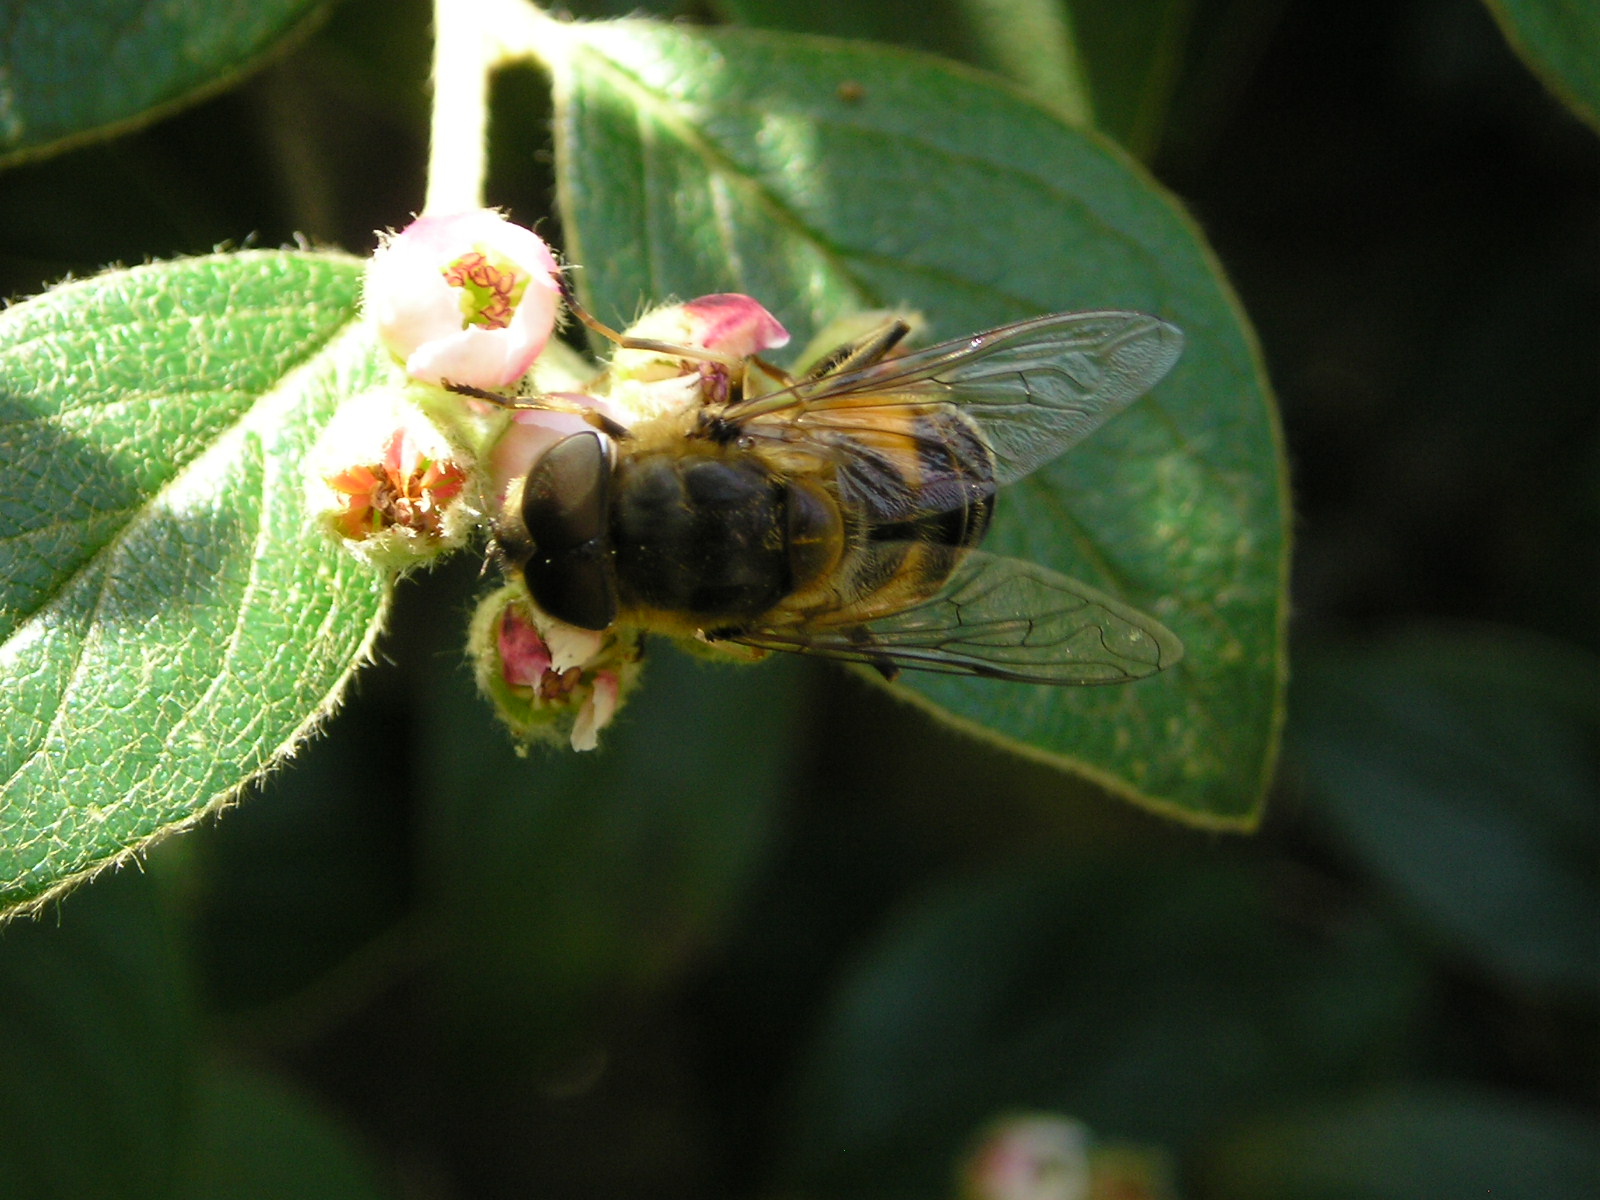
[483,301,1185,685]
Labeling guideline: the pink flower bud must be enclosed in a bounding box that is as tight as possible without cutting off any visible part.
[487,392,626,506]
[626,292,790,361]
[366,210,561,390]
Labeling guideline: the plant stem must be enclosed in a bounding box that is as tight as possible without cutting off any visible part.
[424,0,492,213]
[424,0,564,214]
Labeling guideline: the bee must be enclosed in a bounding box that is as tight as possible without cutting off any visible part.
[486,303,1185,684]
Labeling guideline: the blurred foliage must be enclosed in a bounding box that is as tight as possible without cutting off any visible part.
[0,0,325,167]
[0,1,1595,1198]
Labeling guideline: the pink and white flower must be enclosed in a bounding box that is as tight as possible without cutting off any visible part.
[605,293,791,422]
[959,1115,1092,1200]
[617,292,791,368]
[306,387,477,566]
[471,585,641,752]
[366,210,561,390]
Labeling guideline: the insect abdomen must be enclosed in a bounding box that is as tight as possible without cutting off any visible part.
[796,407,996,621]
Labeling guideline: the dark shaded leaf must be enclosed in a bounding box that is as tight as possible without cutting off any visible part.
[548,19,1287,824]
[1293,625,1600,994]
[0,0,325,166]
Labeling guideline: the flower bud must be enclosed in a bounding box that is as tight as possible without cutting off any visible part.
[366,210,561,390]
[469,584,642,752]
[959,1114,1177,1200]
[960,1114,1092,1200]
[307,387,477,567]
[486,392,625,508]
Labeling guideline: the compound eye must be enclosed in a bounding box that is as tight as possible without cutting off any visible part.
[518,431,618,631]
[523,545,617,631]
[522,431,609,550]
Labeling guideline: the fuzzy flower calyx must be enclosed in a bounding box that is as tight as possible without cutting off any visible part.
[470,584,642,752]
[366,210,561,390]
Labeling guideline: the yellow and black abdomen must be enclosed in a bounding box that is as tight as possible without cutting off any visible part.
[514,403,997,640]
[778,404,998,625]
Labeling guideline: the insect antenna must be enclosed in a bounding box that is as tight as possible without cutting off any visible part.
[558,274,745,370]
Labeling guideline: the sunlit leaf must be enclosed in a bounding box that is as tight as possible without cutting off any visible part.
[712,0,1092,120]
[0,251,389,914]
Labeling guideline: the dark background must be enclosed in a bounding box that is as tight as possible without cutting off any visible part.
[0,0,1594,1196]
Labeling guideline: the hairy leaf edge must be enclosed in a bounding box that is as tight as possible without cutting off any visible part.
[0,251,392,918]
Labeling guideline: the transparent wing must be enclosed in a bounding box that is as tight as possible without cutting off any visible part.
[732,311,1184,485]
[730,548,1184,685]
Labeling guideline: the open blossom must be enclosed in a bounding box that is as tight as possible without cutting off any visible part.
[366,209,561,390]
[325,425,465,540]
[306,387,476,566]
[605,293,791,422]
[470,585,641,752]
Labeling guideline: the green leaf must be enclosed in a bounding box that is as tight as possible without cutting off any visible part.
[547,19,1287,826]
[783,859,1425,1198]
[1292,626,1600,995]
[0,0,327,168]
[711,0,1093,121]
[1482,0,1600,133]
[0,868,394,1198]
[1201,1086,1600,1200]
[0,251,389,915]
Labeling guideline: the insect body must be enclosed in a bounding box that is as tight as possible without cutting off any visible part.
[495,309,1186,684]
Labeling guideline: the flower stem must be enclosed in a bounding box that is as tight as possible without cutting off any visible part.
[424,0,565,215]
[424,0,491,212]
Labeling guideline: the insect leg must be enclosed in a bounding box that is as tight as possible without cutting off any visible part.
[846,623,902,682]
[441,379,632,441]
[799,319,912,381]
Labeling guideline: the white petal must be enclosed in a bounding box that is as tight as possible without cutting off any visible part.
[544,622,605,673]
